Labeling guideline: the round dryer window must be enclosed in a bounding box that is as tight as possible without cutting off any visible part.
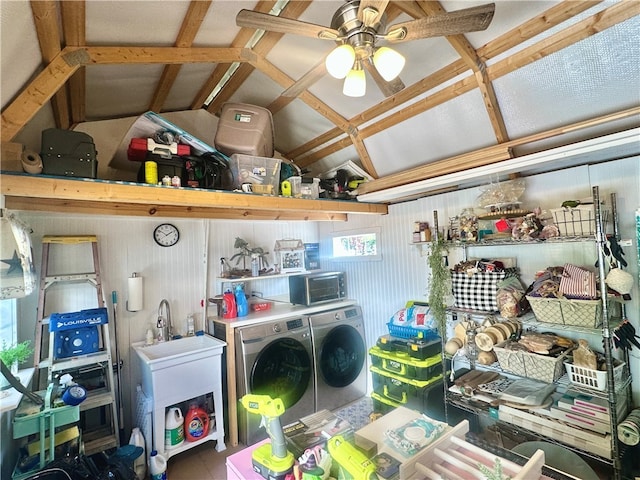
[319,324,366,388]
[250,337,312,409]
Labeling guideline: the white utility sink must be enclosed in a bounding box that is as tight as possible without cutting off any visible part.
[132,333,227,457]
[132,334,225,372]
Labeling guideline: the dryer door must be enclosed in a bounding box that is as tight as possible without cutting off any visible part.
[319,324,365,388]
[250,337,312,410]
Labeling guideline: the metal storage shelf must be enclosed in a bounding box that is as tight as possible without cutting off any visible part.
[431,187,631,480]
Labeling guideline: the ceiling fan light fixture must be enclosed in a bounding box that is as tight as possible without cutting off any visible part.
[343,63,366,97]
[373,46,405,81]
[326,44,356,79]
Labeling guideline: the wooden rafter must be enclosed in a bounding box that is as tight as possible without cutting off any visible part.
[31,1,70,129]
[60,0,85,125]
[148,1,212,113]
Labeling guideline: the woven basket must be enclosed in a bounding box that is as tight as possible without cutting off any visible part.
[526,295,602,328]
[494,342,573,383]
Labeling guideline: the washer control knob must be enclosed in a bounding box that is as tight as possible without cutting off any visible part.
[273,323,281,333]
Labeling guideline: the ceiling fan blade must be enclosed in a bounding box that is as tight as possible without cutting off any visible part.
[357,0,389,28]
[363,57,404,97]
[236,9,339,40]
[384,3,495,42]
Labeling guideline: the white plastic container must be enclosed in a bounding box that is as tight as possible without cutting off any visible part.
[149,450,167,480]
[129,427,147,479]
[165,407,184,449]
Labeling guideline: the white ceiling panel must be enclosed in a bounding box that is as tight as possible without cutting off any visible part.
[495,16,640,140]
[86,1,188,45]
[86,65,164,118]
[0,1,42,107]
[164,64,218,111]
[273,98,339,154]
[365,89,497,177]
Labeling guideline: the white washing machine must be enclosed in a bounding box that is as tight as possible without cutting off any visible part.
[235,316,315,445]
[308,305,368,412]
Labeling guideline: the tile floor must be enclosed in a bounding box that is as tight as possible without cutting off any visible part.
[166,440,245,479]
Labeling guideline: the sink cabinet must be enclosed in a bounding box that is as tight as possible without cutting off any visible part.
[132,335,227,459]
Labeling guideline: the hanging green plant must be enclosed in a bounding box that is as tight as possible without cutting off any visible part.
[427,238,451,337]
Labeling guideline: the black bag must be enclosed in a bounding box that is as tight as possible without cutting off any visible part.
[183,153,235,190]
[40,128,98,178]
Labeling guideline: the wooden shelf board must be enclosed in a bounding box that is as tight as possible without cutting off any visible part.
[1,173,388,221]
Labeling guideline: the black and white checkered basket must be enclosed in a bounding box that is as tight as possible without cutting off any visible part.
[451,269,518,312]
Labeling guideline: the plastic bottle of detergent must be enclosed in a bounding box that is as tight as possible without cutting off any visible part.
[222,289,237,319]
[129,427,146,479]
[149,450,167,480]
[235,284,249,317]
[164,407,184,450]
[184,403,210,442]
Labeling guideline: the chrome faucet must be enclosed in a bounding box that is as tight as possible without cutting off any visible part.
[158,299,172,341]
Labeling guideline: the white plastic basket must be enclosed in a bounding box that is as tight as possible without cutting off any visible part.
[564,360,625,391]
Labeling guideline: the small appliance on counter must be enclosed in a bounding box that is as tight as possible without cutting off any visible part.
[289,271,346,306]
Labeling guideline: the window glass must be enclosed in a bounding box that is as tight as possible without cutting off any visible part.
[0,298,17,350]
[330,227,381,261]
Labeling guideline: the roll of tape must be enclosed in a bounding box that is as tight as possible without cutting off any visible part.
[21,150,43,174]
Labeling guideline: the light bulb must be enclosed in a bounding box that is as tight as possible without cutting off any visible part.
[373,47,405,81]
[343,67,366,97]
[325,44,356,79]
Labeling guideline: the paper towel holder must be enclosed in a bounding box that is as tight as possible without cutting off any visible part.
[127,272,144,312]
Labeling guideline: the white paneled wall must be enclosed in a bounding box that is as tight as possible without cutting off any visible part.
[11,156,639,433]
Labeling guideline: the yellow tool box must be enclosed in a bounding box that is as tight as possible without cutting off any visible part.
[368,345,442,381]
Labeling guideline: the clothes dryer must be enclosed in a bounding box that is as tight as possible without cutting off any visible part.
[235,316,314,445]
[309,305,367,412]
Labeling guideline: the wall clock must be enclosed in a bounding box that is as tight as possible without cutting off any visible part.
[153,223,180,247]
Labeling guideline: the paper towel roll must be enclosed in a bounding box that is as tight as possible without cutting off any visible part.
[127,274,144,312]
[21,150,43,174]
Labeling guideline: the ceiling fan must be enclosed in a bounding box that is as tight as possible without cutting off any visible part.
[236,1,495,97]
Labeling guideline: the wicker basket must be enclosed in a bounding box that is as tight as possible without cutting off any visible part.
[564,360,625,392]
[526,295,602,328]
[493,341,573,383]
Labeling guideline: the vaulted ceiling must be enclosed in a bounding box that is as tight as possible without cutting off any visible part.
[1,1,639,201]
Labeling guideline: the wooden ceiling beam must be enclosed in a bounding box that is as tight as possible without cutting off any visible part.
[415,1,508,144]
[477,0,601,61]
[60,0,86,125]
[1,52,80,142]
[31,1,70,130]
[73,46,244,64]
[148,1,212,113]
[489,0,640,79]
